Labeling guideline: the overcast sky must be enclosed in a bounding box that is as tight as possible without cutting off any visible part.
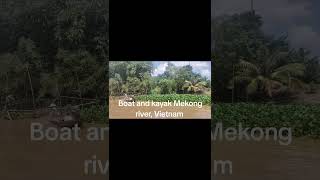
[152,61,211,80]
[212,0,320,56]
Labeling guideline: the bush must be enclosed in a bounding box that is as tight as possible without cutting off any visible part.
[80,105,108,124]
[151,86,161,94]
[136,94,211,105]
[213,103,320,138]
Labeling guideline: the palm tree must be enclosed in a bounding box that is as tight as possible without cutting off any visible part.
[231,60,306,98]
[183,80,207,94]
[251,0,254,13]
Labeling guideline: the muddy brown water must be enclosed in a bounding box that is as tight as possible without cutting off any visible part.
[2,117,319,179]
[212,139,320,180]
[0,118,108,180]
[109,99,211,119]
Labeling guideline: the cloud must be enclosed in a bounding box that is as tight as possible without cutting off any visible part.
[212,0,312,18]
[289,26,320,53]
[152,61,211,80]
[212,0,320,55]
[152,62,168,77]
[212,0,312,33]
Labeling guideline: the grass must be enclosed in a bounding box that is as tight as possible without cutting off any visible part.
[213,103,320,138]
[136,94,211,105]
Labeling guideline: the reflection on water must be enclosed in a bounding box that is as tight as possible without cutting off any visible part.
[109,99,211,119]
[0,119,108,180]
[212,139,320,180]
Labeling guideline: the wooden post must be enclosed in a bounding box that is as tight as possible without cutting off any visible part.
[75,72,83,108]
[7,111,13,120]
[251,0,254,13]
[56,81,62,107]
[232,64,235,103]
[4,72,9,111]
[26,64,35,110]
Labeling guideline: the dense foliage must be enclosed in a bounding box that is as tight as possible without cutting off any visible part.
[109,61,211,96]
[0,0,109,109]
[212,11,320,102]
[136,94,211,105]
[80,105,108,124]
[213,103,320,138]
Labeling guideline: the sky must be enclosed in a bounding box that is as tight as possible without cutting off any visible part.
[151,61,211,80]
[212,0,320,56]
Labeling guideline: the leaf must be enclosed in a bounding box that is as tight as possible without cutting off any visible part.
[246,78,258,95]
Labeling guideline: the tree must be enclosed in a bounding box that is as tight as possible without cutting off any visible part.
[212,12,265,101]
[140,73,152,94]
[232,60,306,98]
[55,49,101,97]
[0,0,110,110]
[126,77,141,94]
[182,80,207,94]
[109,61,153,95]
[159,79,176,94]
[212,10,320,102]
[16,37,41,109]
[0,53,23,109]
[109,74,122,96]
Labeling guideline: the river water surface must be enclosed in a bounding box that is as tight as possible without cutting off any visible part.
[212,138,320,179]
[1,118,319,179]
[0,119,108,180]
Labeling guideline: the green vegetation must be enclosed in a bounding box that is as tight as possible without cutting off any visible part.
[109,61,211,96]
[80,105,108,124]
[212,11,320,102]
[213,103,320,138]
[232,61,306,98]
[0,0,108,122]
[212,11,320,138]
[136,94,211,105]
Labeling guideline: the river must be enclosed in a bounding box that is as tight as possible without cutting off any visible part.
[212,138,320,179]
[1,118,319,179]
[0,119,108,180]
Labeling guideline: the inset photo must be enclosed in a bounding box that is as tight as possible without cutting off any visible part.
[109,61,211,119]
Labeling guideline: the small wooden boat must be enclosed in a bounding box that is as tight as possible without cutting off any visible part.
[123,93,136,102]
[49,104,81,128]
[49,118,81,128]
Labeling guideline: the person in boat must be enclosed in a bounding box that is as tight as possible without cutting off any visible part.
[123,93,135,102]
[49,104,81,128]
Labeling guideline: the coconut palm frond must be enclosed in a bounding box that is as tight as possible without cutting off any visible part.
[233,75,253,84]
[183,80,207,93]
[288,77,308,91]
[236,60,260,75]
[246,78,259,95]
[195,81,207,87]
[273,63,305,77]
[234,57,307,98]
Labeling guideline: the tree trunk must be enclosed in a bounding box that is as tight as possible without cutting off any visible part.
[251,0,254,13]
[26,65,35,109]
[246,92,249,102]
[56,81,62,107]
[232,64,235,103]
[4,72,9,110]
[75,72,83,107]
